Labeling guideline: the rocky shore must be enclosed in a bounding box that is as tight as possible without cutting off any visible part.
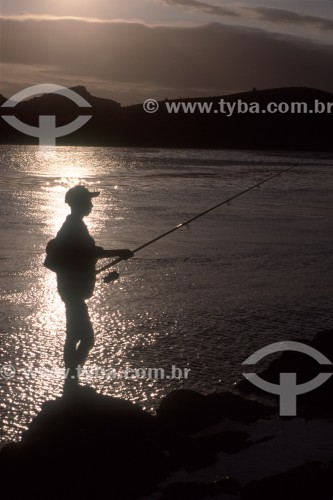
[1,330,333,500]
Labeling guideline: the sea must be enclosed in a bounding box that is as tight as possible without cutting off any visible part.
[0,145,332,443]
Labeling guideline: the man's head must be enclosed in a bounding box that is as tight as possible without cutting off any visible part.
[65,185,100,217]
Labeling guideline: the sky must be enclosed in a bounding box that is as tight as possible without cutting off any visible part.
[1,0,333,104]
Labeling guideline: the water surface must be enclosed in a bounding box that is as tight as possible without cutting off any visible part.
[0,146,332,442]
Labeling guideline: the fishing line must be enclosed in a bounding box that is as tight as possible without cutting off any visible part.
[97,164,297,283]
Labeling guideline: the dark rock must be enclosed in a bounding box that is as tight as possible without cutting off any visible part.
[208,476,241,496]
[0,385,274,499]
[0,385,168,500]
[157,390,208,433]
[195,431,273,456]
[164,431,255,474]
[205,392,276,423]
[161,481,209,499]
[163,429,268,475]
[242,461,333,500]
[166,430,274,475]
[157,389,275,433]
[161,476,241,499]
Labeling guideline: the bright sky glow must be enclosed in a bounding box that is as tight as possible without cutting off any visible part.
[1,0,332,103]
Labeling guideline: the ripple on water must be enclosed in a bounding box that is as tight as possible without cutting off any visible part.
[0,146,332,441]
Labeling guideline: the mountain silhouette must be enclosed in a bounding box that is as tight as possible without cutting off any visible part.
[0,86,332,150]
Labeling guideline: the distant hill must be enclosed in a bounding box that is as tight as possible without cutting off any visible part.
[0,86,332,151]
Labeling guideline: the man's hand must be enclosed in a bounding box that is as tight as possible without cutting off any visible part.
[117,249,134,260]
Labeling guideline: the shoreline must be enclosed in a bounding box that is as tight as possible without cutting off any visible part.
[1,330,332,499]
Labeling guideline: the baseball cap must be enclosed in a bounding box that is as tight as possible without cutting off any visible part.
[65,185,100,206]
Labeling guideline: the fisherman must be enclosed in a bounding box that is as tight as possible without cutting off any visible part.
[44,185,133,380]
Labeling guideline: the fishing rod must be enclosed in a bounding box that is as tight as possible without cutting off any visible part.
[97,164,297,283]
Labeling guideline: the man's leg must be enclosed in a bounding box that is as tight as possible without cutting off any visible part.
[75,301,94,367]
[64,299,94,371]
[64,300,79,371]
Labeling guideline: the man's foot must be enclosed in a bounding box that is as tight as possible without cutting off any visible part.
[63,375,79,395]
[63,365,79,394]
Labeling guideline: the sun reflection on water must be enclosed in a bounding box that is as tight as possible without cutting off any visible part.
[36,148,103,235]
[0,147,121,441]
[0,146,175,444]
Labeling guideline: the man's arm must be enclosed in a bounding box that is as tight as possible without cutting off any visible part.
[96,248,134,260]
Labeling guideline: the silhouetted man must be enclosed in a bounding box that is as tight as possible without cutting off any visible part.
[44,185,133,380]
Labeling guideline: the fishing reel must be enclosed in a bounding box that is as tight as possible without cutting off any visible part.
[103,271,120,283]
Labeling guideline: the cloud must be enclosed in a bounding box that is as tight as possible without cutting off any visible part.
[1,18,333,103]
[245,6,333,31]
[0,14,146,24]
[160,2,333,32]
[161,0,237,17]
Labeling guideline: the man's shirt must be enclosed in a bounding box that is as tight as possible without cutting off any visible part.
[45,215,103,301]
